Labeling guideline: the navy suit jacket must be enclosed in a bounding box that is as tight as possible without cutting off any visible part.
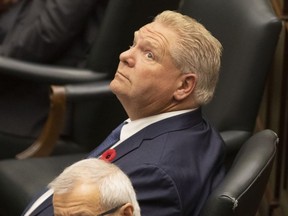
[23,109,226,216]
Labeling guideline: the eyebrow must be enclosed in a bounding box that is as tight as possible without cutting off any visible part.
[133,31,163,59]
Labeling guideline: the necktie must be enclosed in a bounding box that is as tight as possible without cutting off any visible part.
[88,122,126,158]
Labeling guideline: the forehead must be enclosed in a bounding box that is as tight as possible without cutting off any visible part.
[53,183,102,215]
[135,22,177,53]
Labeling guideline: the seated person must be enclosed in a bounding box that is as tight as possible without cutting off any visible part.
[0,0,107,158]
[49,158,141,216]
[23,10,225,216]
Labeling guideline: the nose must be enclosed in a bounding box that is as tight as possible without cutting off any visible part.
[119,48,135,67]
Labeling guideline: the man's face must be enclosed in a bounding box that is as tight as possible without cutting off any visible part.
[110,21,184,119]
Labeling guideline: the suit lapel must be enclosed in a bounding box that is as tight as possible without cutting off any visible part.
[29,195,53,216]
[112,109,203,162]
[112,129,146,162]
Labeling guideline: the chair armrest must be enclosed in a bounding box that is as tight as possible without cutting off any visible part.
[16,81,113,159]
[65,81,114,101]
[201,129,278,216]
[220,130,252,155]
[220,130,252,171]
[16,86,66,159]
[0,56,107,84]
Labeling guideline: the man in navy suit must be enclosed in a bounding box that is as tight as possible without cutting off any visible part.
[23,10,225,216]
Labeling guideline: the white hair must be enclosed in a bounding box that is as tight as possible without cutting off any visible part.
[49,158,141,216]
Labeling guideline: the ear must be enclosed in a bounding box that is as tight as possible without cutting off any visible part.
[119,203,134,216]
[173,73,196,101]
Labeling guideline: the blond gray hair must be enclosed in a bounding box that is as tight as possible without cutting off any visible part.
[154,10,222,105]
[49,158,141,216]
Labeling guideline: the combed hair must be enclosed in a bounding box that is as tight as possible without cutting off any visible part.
[154,10,223,105]
[49,158,141,216]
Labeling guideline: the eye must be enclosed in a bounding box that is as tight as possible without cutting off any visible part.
[145,52,154,60]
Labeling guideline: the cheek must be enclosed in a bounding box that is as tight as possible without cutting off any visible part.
[132,73,158,92]
[130,65,178,96]
[134,78,171,102]
[154,72,178,90]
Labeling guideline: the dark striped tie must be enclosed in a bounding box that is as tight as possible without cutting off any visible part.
[88,122,126,158]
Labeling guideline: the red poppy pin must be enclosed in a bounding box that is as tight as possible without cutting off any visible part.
[100,149,117,162]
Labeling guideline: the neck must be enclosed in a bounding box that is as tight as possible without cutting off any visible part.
[122,100,197,121]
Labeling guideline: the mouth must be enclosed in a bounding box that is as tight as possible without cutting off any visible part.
[116,71,129,81]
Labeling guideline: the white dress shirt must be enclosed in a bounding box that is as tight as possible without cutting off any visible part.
[112,109,196,149]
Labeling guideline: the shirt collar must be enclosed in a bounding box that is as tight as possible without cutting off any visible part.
[120,108,197,141]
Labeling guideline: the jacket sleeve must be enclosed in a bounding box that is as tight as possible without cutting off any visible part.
[127,163,185,216]
[0,0,98,63]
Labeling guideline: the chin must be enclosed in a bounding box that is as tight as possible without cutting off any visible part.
[110,80,122,95]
